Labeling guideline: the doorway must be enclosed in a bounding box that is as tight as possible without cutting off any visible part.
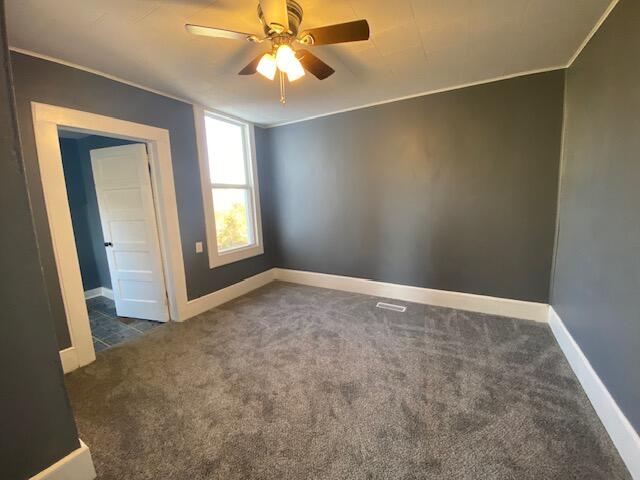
[58,131,169,352]
[32,103,190,373]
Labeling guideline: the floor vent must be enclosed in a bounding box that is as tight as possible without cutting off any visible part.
[376,302,407,312]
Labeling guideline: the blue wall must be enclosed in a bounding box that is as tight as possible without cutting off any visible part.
[59,134,138,292]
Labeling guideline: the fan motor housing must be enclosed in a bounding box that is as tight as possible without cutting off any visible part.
[257,0,304,37]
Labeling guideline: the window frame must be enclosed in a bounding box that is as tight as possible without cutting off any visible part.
[194,105,264,268]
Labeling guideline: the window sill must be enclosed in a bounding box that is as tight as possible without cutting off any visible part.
[208,243,264,269]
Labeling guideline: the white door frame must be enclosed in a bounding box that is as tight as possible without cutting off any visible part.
[32,102,189,372]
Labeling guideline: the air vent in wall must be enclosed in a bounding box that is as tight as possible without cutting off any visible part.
[376,302,407,312]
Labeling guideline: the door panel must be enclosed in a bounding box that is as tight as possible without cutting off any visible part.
[113,251,152,271]
[91,144,169,322]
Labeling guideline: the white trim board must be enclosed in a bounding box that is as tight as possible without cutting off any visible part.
[183,269,275,318]
[10,47,191,105]
[274,269,549,322]
[566,0,620,67]
[59,347,79,374]
[30,440,96,480]
[9,48,251,125]
[178,267,548,322]
[83,287,113,300]
[265,65,565,128]
[548,308,640,478]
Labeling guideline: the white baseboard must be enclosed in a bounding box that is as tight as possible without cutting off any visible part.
[59,347,79,374]
[60,347,81,373]
[83,287,113,300]
[83,288,101,300]
[181,268,276,320]
[548,307,640,478]
[274,268,549,322]
[30,439,96,480]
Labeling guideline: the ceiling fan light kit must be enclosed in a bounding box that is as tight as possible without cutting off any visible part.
[257,53,277,80]
[186,0,370,105]
[275,45,305,80]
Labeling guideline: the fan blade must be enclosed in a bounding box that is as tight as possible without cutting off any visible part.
[296,50,335,80]
[185,24,254,41]
[299,20,370,46]
[238,53,265,75]
[259,0,289,33]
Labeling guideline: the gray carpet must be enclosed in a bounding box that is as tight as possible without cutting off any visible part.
[65,282,630,479]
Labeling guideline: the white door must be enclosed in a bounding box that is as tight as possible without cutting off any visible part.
[91,144,169,322]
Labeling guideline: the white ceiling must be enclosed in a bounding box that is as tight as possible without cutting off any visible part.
[7,0,613,126]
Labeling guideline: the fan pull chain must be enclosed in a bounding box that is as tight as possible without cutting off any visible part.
[279,70,286,105]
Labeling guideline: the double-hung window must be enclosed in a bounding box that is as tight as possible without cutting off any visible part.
[195,107,263,268]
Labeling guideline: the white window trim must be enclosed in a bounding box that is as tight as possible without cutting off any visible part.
[193,105,264,268]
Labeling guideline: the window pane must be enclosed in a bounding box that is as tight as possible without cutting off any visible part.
[205,115,247,185]
[213,188,253,252]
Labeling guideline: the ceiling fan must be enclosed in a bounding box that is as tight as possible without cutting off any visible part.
[185,0,370,104]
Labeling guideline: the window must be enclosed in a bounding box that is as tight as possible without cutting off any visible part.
[195,107,263,268]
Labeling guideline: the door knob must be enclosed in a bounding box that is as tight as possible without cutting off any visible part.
[104,242,113,247]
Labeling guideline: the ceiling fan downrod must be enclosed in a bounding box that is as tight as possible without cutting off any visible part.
[279,70,286,105]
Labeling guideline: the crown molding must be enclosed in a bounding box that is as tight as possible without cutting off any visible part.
[566,0,620,68]
[9,46,194,104]
[264,65,566,128]
[9,47,253,125]
[10,0,621,131]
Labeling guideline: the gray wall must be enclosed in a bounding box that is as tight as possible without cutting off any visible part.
[264,71,565,303]
[551,0,640,433]
[10,53,275,350]
[0,2,80,477]
[60,135,139,293]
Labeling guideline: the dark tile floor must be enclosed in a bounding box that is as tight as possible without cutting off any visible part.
[86,296,163,352]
